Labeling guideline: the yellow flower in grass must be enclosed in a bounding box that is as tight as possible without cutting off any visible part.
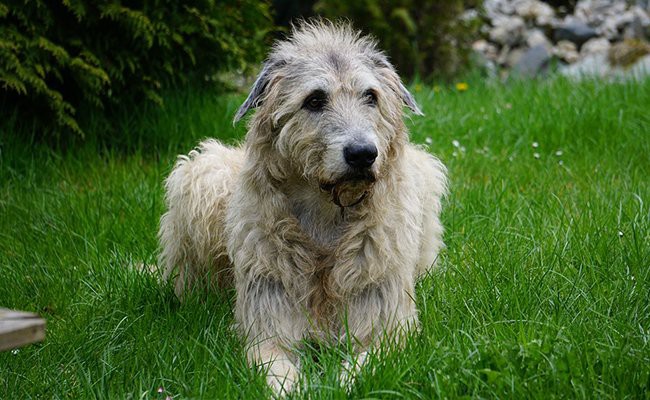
[414,83,423,93]
[455,82,469,92]
[433,85,441,93]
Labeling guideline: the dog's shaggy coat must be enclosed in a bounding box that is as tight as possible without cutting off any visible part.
[159,21,447,393]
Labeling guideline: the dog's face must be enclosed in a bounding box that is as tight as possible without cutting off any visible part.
[235,23,422,207]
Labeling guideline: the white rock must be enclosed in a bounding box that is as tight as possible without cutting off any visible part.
[554,40,580,63]
[560,51,650,81]
[461,8,480,22]
[490,15,526,46]
[631,6,650,27]
[581,37,611,57]
[526,29,552,51]
[534,3,555,26]
[536,13,557,28]
[599,11,635,40]
[514,0,555,25]
[513,0,536,18]
[561,52,611,79]
[472,39,487,52]
[576,0,627,21]
[484,0,516,20]
[513,44,551,76]
[624,7,650,39]
[575,0,628,30]
[497,44,512,66]
[472,39,499,61]
[506,47,527,67]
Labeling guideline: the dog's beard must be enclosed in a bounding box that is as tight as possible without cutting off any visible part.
[320,170,375,208]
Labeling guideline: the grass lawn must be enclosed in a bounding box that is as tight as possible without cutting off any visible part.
[1,77,649,399]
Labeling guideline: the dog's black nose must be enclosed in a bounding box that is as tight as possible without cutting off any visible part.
[344,144,378,169]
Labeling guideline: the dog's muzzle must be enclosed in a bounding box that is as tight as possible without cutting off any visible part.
[320,170,375,208]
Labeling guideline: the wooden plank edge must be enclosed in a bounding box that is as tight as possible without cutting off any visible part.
[0,318,46,352]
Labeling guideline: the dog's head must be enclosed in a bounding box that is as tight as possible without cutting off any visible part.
[235,21,422,207]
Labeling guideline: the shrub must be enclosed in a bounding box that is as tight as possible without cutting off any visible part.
[272,0,317,28]
[0,0,273,137]
[543,0,576,10]
[314,0,482,81]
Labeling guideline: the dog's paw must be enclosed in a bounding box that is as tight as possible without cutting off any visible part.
[339,351,369,392]
[267,357,299,397]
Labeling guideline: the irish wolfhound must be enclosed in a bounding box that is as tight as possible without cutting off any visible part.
[159,21,447,393]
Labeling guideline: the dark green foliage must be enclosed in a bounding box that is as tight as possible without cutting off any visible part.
[544,0,576,11]
[0,0,272,137]
[314,0,482,80]
[272,0,317,29]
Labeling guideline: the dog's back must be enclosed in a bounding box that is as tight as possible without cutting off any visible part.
[158,139,243,298]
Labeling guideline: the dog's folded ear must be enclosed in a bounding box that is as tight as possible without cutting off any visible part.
[234,60,284,124]
[370,54,424,116]
[396,80,424,116]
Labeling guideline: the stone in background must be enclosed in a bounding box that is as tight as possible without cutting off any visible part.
[470,0,650,79]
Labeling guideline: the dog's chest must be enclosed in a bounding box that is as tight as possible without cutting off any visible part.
[287,187,345,247]
[292,201,344,247]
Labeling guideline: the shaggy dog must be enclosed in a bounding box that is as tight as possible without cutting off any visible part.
[159,21,447,393]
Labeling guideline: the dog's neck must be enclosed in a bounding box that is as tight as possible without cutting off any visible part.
[283,180,346,248]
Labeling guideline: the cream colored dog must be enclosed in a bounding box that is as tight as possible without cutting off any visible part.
[159,21,447,394]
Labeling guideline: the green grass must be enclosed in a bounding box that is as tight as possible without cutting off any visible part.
[1,77,649,399]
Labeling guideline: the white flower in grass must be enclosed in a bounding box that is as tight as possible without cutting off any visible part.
[475,146,490,156]
[534,152,540,159]
[425,137,433,145]
[11,349,20,355]
[559,160,564,165]
[452,151,458,157]
[452,139,460,148]
[618,231,624,237]
[157,387,164,394]
[555,150,563,156]
[532,142,539,148]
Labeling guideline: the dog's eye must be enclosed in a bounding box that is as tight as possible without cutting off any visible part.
[363,89,378,106]
[303,91,327,112]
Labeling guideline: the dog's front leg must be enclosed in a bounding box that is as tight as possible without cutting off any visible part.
[346,276,418,346]
[330,218,420,342]
[236,275,307,395]
[337,278,418,387]
[334,278,417,389]
[227,179,322,394]
[250,340,299,395]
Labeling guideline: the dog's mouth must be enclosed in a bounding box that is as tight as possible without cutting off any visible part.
[318,182,337,192]
[319,171,376,208]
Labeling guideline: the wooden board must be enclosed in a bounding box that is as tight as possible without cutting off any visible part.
[0,308,46,351]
